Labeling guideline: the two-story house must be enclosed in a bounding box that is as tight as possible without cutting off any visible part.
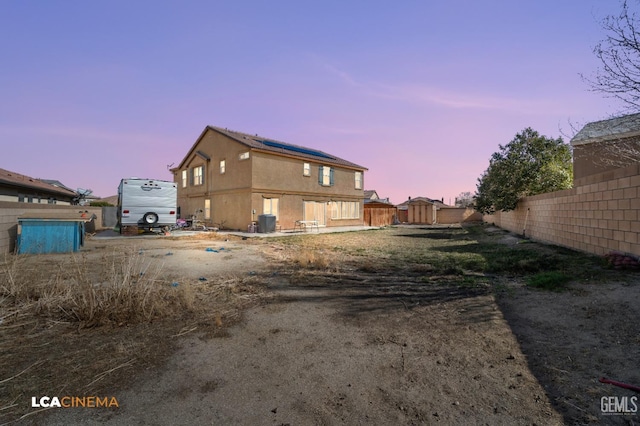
[172,126,367,231]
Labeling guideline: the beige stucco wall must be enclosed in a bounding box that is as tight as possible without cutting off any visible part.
[573,135,640,181]
[174,129,365,230]
[484,163,640,257]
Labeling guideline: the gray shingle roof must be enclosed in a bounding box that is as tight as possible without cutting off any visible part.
[571,113,640,146]
[181,126,367,170]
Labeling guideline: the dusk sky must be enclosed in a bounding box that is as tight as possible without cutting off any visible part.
[0,1,628,204]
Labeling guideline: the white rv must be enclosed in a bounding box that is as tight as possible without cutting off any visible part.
[117,178,177,232]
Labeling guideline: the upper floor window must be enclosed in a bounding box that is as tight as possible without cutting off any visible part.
[193,166,204,186]
[303,162,311,176]
[355,171,362,189]
[319,166,334,186]
[239,152,250,161]
[220,160,226,174]
[181,170,188,188]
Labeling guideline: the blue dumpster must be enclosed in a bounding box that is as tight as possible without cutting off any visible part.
[17,215,87,254]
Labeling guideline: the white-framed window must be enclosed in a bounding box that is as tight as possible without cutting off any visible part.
[319,166,333,186]
[193,166,204,186]
[303,162,311,176]
[355,171,362,189]
[239,152,250,160]
[263,197,279,219]
[220,160,226,174]
[204,199,211,220]
[181,170,187,188]
[331,201,360,219]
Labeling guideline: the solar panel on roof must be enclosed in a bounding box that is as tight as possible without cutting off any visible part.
[259,140,335,160]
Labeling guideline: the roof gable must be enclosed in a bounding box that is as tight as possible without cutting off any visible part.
[364,190,379,200]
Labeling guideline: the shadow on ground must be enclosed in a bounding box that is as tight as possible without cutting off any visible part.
[269,269,494,322]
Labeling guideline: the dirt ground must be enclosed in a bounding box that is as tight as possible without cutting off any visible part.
[2,226,640,425]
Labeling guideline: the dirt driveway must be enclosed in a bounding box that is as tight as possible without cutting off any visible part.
[3,226,640,425]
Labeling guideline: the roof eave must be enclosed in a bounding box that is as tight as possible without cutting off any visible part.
[0,179,77,197]
[571,129,640,146]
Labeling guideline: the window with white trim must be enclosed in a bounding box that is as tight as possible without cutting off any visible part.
[181,170,187,187]
[319,166,333,186]
[220,160,226,174]
[193,166,204,186]
[303,162,310,176]
[239,152,250,160]
[331,201,359,219]
[355,171,362,189]
[263,198,279,219]
[204,199,211,219]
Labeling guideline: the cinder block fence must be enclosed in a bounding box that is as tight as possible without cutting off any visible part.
[484,163,640,257]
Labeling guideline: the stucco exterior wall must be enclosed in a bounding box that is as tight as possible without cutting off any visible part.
[572,136,640,181]
[484,163,640,257]
[174,129,365,231]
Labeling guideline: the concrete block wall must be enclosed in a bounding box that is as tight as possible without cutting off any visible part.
[484,163,640,257]
[0,202,104,254]
[438,207,483,224]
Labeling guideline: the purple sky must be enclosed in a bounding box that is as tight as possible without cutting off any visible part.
[0,1,627,204]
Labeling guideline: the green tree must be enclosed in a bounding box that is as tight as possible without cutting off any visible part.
[475,128,573,215]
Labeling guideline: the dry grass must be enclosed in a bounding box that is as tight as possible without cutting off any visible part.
[289,248,331,269]
[0,246,269,424]
[2,249,187,328]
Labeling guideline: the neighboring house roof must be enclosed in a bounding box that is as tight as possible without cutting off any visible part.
[178,126,368,171]
[0,168,77,198]
[364,190,394,205]
[571,113,640,146]
[364,190,379,200]
[40,179,76,194]
[365,198,394,206]
[98,195,119,205]
[397,197,447,209]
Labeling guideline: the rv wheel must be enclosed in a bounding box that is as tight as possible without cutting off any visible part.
[143,212,159,224]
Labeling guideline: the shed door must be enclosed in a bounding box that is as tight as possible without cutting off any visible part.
[303,201,326,226]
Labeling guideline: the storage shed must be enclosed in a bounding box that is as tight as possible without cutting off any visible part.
[17,212,92,254]
[407,199,437,224]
